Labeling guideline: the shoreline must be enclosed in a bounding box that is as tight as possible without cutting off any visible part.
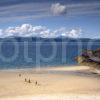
[0,65,87,71]
[0,64,78,71]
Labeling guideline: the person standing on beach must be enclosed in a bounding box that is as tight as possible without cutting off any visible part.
[19,74,21,77]
[28,79,31,83]
[35,81,37,85]
[25,78,27,82]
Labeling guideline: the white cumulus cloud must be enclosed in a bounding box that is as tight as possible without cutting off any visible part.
[51,3,67,15]
[68,28,82,38]
[0,24,82,38]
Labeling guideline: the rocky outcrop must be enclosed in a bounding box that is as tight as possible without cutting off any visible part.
[75,49,100,69]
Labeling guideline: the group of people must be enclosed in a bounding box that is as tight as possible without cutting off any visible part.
[24,78,38,85]
[19,74,38,85]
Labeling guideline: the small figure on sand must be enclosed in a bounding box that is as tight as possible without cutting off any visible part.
[28,79,31,83]
[19,74,21,77]
[24,78,31,83]
[35,81,37,85]
[25,78,27,82]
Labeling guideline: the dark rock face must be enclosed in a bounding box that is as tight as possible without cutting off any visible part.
[76,49,100,69]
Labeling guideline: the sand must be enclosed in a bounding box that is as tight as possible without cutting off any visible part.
[0,66,100,100]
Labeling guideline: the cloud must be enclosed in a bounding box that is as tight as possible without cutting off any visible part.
[0,2,50,21]
[68,28,82,38]
[0,24,82,38]
[0,1,100,23]
[51,3,67,15]
[50,2,100,16]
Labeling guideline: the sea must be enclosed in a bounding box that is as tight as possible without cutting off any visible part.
[0,37,99,69]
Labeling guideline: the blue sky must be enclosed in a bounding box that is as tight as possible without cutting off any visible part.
[0,0,100,38]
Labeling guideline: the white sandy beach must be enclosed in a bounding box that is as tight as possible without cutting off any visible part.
[0,66,100,100]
